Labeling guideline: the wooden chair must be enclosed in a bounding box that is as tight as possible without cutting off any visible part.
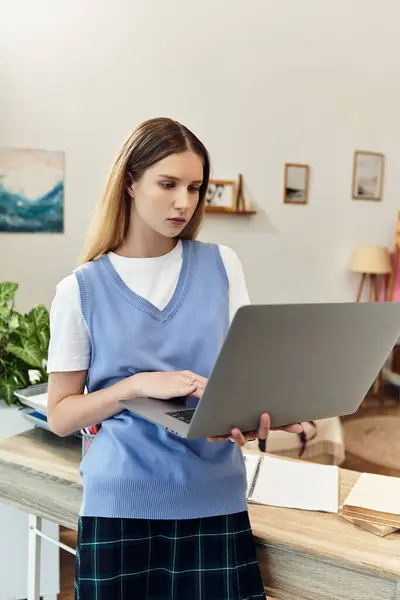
[386,209,400,302]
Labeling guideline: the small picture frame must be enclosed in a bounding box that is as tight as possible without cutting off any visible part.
[352,151,384,201]
[205,179,237,212]
[284,163,309,205]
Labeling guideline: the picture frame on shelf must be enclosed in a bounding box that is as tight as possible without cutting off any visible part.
[205,179,237,213]
[283,163,309,205]
[352,151,384,201]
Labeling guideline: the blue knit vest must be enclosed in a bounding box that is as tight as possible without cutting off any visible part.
[75,240,247,520]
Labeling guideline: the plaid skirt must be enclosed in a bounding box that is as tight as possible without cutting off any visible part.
[75,511,265,600]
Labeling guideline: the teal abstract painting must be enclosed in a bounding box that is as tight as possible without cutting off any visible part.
[0,148,64,233]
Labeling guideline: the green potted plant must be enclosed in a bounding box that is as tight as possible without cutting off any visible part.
[0,282,49,406]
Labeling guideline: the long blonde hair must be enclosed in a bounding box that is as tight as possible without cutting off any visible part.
[80,118,211,264]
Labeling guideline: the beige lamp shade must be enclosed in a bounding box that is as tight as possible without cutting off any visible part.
[349,245,391,274]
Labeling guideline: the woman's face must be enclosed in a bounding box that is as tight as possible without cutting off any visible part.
[129,151,203,238]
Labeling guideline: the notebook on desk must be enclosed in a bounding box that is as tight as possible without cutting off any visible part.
[339,511,398,537]
[244,454,339,513]
[343,472,400,528]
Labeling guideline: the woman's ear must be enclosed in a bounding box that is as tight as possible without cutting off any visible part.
[126,174,135,200]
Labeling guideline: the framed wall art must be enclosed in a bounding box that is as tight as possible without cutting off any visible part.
[283,163,309,205]
[205,179,237,213]
[352,151,384,201]
[0,148,64,233]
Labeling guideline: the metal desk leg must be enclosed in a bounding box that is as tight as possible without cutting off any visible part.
[28,514,41,600]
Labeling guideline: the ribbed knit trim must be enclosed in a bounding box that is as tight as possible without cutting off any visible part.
[214,245,229,290]
[74,269,90,323]
[80,473,247,520]
[74,268,94,365]
[99,239,192,322]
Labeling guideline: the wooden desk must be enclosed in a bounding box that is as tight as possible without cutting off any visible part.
[0,429,399,600]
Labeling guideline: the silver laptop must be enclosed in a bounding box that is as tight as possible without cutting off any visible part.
[120,302,400,439]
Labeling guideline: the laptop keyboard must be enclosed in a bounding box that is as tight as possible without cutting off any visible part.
[165,409,195,424]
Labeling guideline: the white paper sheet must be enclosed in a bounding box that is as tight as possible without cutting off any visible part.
[344,473,400,515]
[250,455,339,513]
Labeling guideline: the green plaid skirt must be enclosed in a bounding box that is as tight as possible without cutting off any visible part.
[75,511,265,600]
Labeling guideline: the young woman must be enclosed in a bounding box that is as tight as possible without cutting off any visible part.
[47,117,301,600]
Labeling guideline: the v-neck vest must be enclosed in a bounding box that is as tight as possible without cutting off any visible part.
[74,240,247,519]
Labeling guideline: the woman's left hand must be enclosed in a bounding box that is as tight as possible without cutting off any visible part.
[208,413,303,447]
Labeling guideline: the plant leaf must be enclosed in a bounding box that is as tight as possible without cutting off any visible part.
[12,368,29,387]
[8,354,30,387]
[0,379,17,406]
[9,314,19,330]
[8,341,44,368]
[30,305,49,331]
[0,283,18,306]
[30,305,50,355]
[17,318,36,340]
[0,305,11,320]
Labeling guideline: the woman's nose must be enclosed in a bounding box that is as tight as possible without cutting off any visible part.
[173,189,190,211]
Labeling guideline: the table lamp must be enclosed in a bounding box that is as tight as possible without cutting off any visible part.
[349,245,391,302]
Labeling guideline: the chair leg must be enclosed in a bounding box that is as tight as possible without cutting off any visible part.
[28,514,41,600]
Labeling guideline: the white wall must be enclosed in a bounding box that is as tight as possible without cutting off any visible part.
[1,0,400,312]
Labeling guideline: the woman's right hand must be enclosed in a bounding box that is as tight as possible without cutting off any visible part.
[131,370,207,400]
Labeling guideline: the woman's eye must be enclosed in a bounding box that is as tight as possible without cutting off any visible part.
[161,182,175,189]
[189,186,200,193]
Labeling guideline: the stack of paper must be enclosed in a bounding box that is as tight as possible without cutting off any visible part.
[343,473,400,531]
[339,512,398,537]
[244,453,339,513]
[24,392,48,413]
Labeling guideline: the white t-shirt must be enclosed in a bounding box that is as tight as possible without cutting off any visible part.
[47,241,250,373]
